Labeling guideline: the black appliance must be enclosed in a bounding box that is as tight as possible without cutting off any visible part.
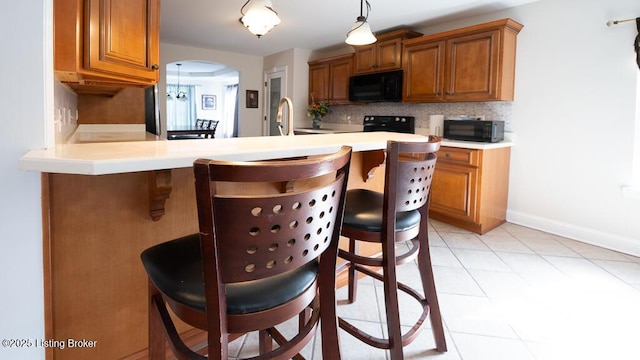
[444,120,504,143]
[349,70,403,102]
[144,84,161,136]
[363,115,415,133]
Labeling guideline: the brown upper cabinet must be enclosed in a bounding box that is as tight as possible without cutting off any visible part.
[308,53,354,105]
[55,0,160,93]
[403,18,523,102]
[353,29,422,75]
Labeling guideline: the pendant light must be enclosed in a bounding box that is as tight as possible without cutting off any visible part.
[167,63,188,101]
[240,0,281,38]
[345,0,377,46]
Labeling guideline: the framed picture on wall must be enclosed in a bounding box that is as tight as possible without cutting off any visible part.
[246,90,258,108]
[202,95,216,110]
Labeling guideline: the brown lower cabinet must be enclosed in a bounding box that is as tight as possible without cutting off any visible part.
[429,146,511,234]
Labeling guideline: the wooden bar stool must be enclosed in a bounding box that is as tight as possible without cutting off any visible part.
[141,147,352,359]
[337,137,447,359]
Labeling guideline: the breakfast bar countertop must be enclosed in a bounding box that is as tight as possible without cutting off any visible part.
[19,132,512,175]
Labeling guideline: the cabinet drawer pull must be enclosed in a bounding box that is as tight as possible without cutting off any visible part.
[151,64,159,70]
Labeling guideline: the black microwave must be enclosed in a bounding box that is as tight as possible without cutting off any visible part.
[443,120,505,143]
[349,70,403,102]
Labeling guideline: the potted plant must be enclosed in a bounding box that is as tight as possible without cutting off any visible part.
[307,102,330,129]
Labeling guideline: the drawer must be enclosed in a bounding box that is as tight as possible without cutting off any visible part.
[437,147,479,166]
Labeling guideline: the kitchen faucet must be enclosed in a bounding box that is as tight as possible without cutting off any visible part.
[276,97,294,136]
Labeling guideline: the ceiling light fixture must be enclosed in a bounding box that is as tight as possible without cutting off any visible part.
[167,63,188,101]
[240,0,281,38]
[345,0,377,46]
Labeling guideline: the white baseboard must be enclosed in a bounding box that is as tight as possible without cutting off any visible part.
[506,210,640,258]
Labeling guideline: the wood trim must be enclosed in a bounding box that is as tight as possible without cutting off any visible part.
[42,173,54,360]
[148,169,173,221]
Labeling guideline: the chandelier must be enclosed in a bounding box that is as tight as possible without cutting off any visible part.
[345,0,377,46]
[167,63,187,101]
[240,0,281,38]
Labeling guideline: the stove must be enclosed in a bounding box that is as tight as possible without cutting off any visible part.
[362,115,415,134]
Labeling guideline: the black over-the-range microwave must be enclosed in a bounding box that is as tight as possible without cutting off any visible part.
[349,70,403,102]
[444,120,505,143]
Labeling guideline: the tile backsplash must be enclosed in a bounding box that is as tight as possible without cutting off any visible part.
[321,101,512,132]
[54,78,78,144]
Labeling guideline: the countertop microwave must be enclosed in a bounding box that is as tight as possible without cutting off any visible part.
[443,120,504,143]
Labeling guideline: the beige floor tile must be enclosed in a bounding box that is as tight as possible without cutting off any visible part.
[437,293,518,339]
[441,233,489,250]
[430,246,463,268]
[449,248,512,272]
[451,333,535,360]
[433,266,484,296]
[516,236,581,257]
[592,259,640,285]
[555,236,632,261]
[478,233,535,254]
[303,221,640,359]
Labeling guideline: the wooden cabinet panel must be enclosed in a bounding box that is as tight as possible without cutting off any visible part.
[354,46,376,74]
[85,0,159,82]
[403,18,522,103]
[445,30,499,101]
[54,0,160,91]
[308,54,353,105]
[431,163,478,222]
[328,59,353,104]
[377,38,403,69]
[309,64,329,103]
[403,41,445,102]
[438,146,480,165]
[353,29,421,75]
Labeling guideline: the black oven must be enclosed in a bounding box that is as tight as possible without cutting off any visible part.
[444,120,504,143]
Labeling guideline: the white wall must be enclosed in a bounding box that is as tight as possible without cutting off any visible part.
[418,0,640,254]
[0,0,49,359]
[509,0,640,254]
[264,48,313,129]
[161,43,264,137]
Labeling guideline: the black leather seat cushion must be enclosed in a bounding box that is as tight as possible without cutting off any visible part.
[141,234,318,314]
[343,189,420,232]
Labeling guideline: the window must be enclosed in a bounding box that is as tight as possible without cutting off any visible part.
[166,83,197,129]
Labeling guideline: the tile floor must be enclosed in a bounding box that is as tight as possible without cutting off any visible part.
[228,220,640,359]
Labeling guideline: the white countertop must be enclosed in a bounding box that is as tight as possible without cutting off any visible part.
[66,124,159,144]
[296,124,514,150]
[20,130,512,176]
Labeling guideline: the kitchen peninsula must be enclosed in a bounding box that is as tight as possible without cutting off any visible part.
[20,132,511,359]
[17,132,414,359]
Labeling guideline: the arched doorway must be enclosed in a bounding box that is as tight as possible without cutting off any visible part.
[166,60,239,138]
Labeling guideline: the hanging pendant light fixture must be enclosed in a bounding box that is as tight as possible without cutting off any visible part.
[240,0,281,38]
[167,63,188,101]
[345,0,377,46]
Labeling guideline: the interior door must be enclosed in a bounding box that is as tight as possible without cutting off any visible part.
[264,67,287,136]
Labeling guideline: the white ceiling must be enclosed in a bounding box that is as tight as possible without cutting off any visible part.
[160,0,539,58]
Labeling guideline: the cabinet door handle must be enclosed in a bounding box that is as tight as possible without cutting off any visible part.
[151,64,159,70]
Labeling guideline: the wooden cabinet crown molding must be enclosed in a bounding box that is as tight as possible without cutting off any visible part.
[54,0,160,95]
